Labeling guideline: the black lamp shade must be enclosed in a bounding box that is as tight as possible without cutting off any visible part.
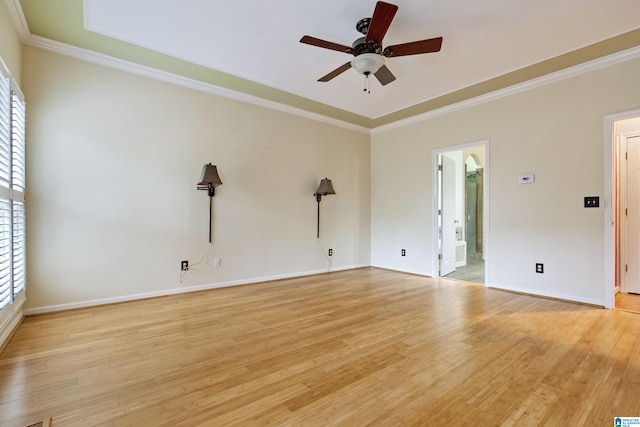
[197,163,223,188]
[314,178,335,196]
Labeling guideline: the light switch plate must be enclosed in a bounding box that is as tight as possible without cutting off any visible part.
[584,196,599,208]
[518,173,535,184]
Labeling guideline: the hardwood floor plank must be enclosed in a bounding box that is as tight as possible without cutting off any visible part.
[1,268,640,426]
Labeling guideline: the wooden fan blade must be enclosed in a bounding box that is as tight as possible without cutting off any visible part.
[365,1,398,44]
[318,62,352,82]
[300,36,353,54]
[374,64,396,86]
[384,37,443,57]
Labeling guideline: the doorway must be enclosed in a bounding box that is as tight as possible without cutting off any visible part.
[434,142,488,284]
[613,115,640,312]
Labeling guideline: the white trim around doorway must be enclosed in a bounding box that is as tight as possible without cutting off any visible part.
[432,140,490,286]
[604,109,640,309]
[619,131,640,295]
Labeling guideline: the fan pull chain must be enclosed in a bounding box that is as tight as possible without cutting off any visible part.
[363,74,371,94]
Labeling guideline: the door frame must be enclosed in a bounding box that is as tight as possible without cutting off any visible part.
[619,132,640,294]
[604,109,640,309]
[432,140,490,285]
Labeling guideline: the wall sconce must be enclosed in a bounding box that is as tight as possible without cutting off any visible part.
[197,163,223,243]
[314,178,335,238]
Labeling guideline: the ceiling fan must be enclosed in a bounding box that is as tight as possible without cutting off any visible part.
[300,1,443,90]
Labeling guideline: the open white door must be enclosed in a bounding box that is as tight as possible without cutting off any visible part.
[440,155,456,276]
[626,135,640,293]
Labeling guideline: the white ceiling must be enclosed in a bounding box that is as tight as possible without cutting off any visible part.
[83,0,640,119]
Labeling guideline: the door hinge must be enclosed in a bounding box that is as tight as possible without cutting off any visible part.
[438,254,442,260]
[626,264,628,272]
[438,164,442,171]
[626,151,628,160]
[626,208,628,216]
[438,209,442,215]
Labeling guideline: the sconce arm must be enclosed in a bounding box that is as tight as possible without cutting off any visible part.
[198,184,216,197]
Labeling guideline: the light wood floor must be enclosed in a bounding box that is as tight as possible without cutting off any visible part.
[2,267,639,426]
[616,292,640,313]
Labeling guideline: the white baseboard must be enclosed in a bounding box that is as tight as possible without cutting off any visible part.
[0,299,24,349]
[370,263,433,277]
[20,266,605,317]
[367,265,603,306]
[486,282,605,307]
[23,264,370,315]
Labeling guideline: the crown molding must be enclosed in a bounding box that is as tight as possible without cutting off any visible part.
[7,0,639,135]
[6,0,372,136]
[4,0,29,42]
[372,44,640,134]
[22,34,371,134]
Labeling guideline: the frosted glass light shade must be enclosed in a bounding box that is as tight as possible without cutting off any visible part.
[351,53,385,75]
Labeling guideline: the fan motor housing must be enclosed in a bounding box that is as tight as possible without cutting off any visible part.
[351,37,382,56]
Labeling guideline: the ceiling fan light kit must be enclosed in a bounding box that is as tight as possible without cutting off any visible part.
[300,1,443,90]
[351,53,385,76]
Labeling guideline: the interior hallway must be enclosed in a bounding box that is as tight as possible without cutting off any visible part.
[444,259,485,284]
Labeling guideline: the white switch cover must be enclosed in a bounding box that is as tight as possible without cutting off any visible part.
[213,258,221,268]
[518,173,535,184]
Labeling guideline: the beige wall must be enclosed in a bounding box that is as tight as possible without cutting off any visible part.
[371,57,640,305]
[0,0,21,83]
[22,46,371,310]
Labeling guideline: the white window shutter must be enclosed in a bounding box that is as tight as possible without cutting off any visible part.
[12,201,25,296]
[0,66,27,315]
[11,90,26,193]
[0,199,11,310]
[0,74,10,189]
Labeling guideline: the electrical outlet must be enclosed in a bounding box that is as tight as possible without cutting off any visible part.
[328,248,333,256]
[181,260,188,271]
[213,258,221,268]
[536,263,544,274]
[401,249,406,256]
